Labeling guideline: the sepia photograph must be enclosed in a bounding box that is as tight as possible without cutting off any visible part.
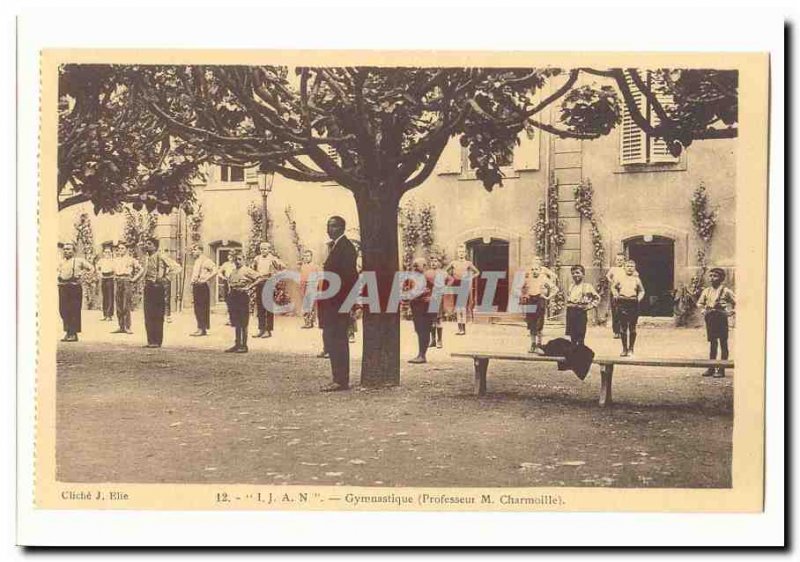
[32,49,768,513]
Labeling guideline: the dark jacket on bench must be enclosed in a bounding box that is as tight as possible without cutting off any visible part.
[543,338,595,381]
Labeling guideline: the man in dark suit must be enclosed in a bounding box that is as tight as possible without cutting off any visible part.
[318,216,359,392]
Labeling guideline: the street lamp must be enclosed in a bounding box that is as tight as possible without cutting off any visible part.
[257,170,275,241]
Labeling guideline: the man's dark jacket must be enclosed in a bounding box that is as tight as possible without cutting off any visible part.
[319,236,359,325]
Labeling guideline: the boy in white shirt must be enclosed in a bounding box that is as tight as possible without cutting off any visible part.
[605,253,626,339]
[251,241,286,338]
[565,265,600,347]
[521,261,555,353]
[612,260,646,357]
[189,243,218,337]
[697,268,736,378]
[96,245,116,321]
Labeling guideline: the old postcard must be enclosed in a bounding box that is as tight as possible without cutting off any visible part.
[32,49,768,515]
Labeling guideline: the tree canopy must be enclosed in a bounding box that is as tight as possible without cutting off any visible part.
[137,65,737,192]
[58,64,208,213]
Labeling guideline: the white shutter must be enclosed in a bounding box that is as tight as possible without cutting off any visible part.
[244,165,259,184]
[437,137,463,175]
[619,70,647,165]
[514,127,540,171]
[649,70,680,163]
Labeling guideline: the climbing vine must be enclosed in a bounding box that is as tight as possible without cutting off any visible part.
[574,179,605,268]
[122,208,158,249]
[419,204,435,252]
[399,199,438,269]
[120,208,158,309]
[533,174,567,316]
[73,212,100,310]
[187,203,204,246]
[533,174,566,267]
[245,202,269,261]
[534,202,547,259]
[285,205,304,265]
[574,178,609,297]
[245,202,288,308]
[675,182,719,325]
[691,181,717,250]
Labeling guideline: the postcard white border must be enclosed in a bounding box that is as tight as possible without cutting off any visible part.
[13,3,786,547]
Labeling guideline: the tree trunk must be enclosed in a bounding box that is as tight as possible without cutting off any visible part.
[355,189,401,388]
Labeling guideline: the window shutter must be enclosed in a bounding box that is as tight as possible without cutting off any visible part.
[244,165,259,184]
[619,70,647,165]
[514,127,540,171]
[437,137,463,174]
[649,71,680,163]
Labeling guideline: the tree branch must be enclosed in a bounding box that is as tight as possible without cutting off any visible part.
[58,191,93,211]
[627,68,670,127]
[527,118,602,140]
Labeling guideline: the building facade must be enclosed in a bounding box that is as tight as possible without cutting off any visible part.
[59,79,736,319]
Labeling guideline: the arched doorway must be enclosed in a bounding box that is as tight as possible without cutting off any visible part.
[623,235,675,317]
[466,237,509,312]
[209,240,242,305]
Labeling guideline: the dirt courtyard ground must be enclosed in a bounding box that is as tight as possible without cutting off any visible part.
[55,308,733,488]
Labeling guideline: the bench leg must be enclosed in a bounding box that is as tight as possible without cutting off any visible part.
[474,358,489,396]
[599,365,614,407]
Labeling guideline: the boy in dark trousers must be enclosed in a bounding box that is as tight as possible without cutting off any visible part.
[612,259,646,357]
[521,260,556,353]
[564,265,600,347]
[697,268,736,377]
[428,256,450,349]
[225,249,260,353]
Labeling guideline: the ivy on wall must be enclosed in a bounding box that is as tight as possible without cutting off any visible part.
[675,181,718,325]
[533,174,567,316]
[245,202,288,309]
[285,205,304,265]
[533,175,566,268]
[73,212,100,310]
[120,207,158,309]
[573,178,609,298]
[245,202,268,261]
[187,203,204,247]
[399,200,442,269]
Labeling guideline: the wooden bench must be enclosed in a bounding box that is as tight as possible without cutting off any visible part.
[451,352,735,407]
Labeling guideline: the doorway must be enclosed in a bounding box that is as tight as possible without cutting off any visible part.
[466,237,509,312]
[624,235,675,317]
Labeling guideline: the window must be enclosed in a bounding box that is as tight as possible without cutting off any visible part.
[437,130,540,177]
[619,70,680,166]
[220,165,245,182]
